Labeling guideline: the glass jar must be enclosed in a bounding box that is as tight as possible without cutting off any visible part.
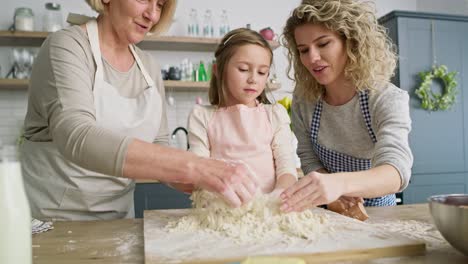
[11,48,34,79]
[14,7,34,31]
[43,2,63,32]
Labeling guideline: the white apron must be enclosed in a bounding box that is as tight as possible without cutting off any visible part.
[21,19,163,220]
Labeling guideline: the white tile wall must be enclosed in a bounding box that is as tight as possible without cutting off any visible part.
[0,90,28,145]
[166,89,209,133]
[0,88,210,146]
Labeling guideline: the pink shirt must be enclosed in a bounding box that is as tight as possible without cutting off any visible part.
[188,103,297,193]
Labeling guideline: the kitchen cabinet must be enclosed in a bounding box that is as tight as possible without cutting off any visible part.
[403,172,466,204]
[379,11,468,203]
[134,183,191,218]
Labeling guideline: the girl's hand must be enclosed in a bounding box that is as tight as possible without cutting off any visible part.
[270,173,297,200]
[274,173,297,190]
[279,171,345,212]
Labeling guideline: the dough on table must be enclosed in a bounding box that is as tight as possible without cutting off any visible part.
[166,190,329,244]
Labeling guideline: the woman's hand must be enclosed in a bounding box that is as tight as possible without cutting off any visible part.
[124,141,257,206]
[279,171,345,212]
[191,158,258,208]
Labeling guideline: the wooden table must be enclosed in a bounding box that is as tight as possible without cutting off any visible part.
[32,204,467,264]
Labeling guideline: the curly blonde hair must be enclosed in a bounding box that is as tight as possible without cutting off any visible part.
[209,28,273,106]
[85,0,176,35]
[282,0,397,101]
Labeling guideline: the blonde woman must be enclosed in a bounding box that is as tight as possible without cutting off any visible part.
[21,0,257,220]
[279,0,413,213]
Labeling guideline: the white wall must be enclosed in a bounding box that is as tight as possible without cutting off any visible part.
[0,0,455,145]
[417,0,468,15]
[374,0,417,17]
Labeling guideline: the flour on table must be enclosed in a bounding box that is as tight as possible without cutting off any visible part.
[165,190,329,244]
[368,219,448,250]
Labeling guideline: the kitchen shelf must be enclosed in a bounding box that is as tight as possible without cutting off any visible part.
[0,31,281,91]
[165,80,280,91]
[0,31,49,47]
[0,78,280,91]
[0,78,28,89]
[0,30,280,51]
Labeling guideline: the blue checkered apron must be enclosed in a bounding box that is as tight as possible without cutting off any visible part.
[310,91,396,206]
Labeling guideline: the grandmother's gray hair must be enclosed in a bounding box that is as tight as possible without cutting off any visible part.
[85,0,177,35]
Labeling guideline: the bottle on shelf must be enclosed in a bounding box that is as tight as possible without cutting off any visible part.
[187,9,193,36]
[43,2,63,32]
[207,59,215,81]
[188,8,200,37]
[206,60,211,81]
[180,59,194,82]
[180,59,188,81]
[198,61,207,82]
[202,9,214,38]
[192,62,199,82]
[0,144,32,264]
[219,9,230,37]
[187,61,194,82]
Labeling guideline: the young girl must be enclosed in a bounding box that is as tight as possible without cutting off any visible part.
[173,28,297,198]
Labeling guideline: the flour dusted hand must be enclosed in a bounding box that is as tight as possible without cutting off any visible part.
[191,157,259,207]
[280,171,345,212]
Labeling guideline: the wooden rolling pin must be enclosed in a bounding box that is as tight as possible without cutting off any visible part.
[327,199,369,221]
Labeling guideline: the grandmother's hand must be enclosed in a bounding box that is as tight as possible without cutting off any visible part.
[279,171,345,212]
[191,158,258,207]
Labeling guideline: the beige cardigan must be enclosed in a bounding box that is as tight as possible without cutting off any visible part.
[23,25,169,177]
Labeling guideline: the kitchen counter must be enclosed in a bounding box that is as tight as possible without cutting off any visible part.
[32,204,467,264]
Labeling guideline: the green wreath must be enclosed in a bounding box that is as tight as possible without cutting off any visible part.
[415,65,458,111]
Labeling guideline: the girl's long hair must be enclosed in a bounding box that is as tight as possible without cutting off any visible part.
[210,28,273,106]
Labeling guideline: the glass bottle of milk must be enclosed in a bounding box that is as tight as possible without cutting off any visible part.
[0,144,32,264]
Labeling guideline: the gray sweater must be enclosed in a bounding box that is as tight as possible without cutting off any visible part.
[23,25,169,177]
[291,83,413,191]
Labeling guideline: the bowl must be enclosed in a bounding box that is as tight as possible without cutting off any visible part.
[428,194,468,255]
